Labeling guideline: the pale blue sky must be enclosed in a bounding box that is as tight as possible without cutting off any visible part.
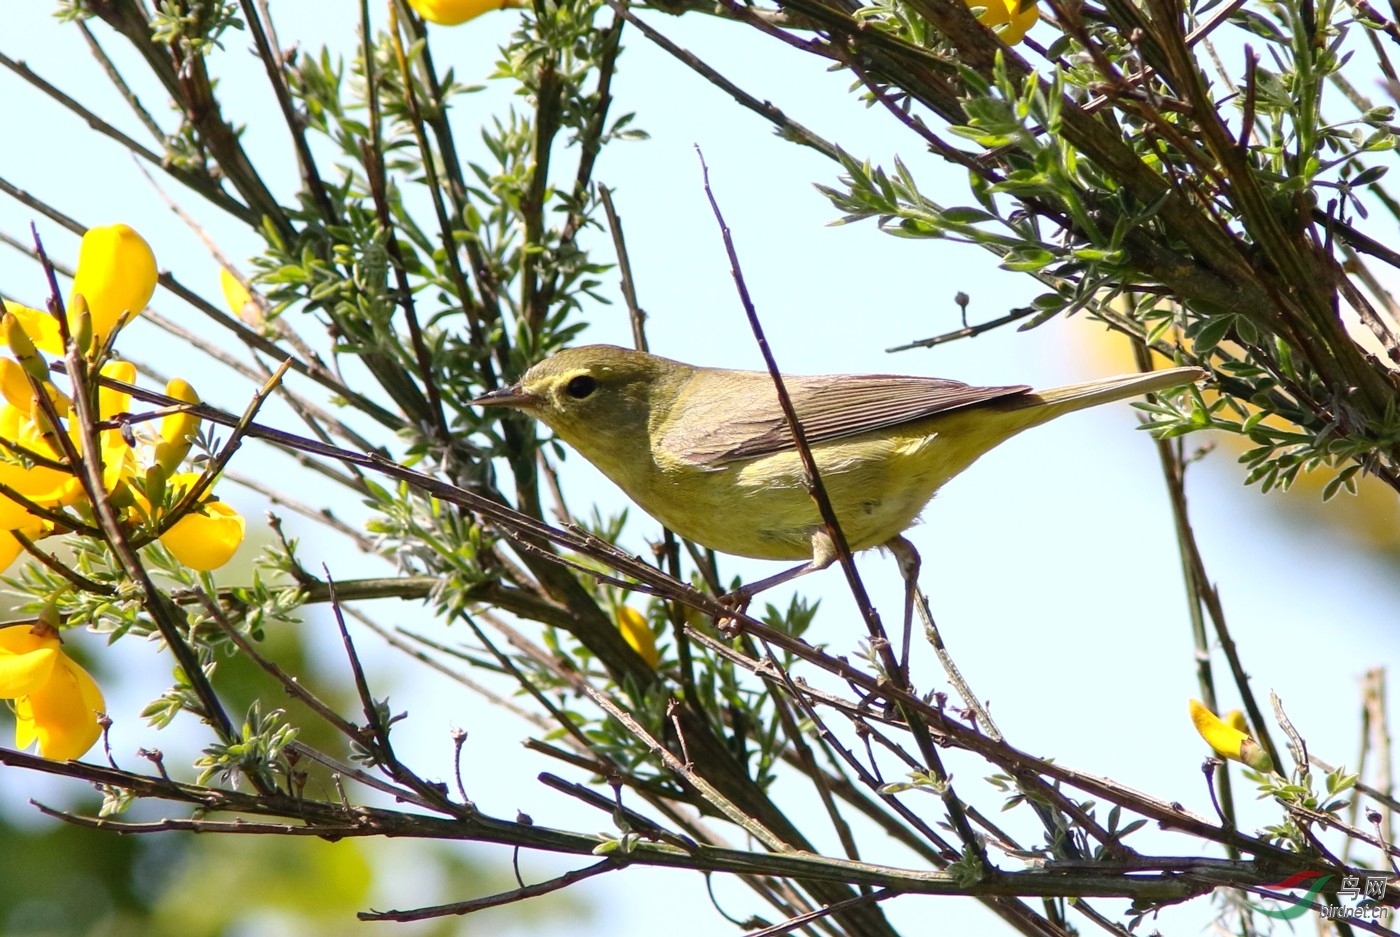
[2,4,1398,936]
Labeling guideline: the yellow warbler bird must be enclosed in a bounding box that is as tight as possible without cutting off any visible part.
[475,345,1203,593]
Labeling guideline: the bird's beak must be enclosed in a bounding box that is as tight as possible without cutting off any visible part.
[472,383,540,410]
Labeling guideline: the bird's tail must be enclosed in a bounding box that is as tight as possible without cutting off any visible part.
[907,365,1204,492]
[979,365,1205,436]
[1023,366,1205,414]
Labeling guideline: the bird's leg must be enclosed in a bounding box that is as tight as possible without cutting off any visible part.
[886,535,921,686]
[890,534,1002,739]
[717,531,837,630]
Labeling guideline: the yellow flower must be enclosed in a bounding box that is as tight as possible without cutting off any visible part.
[218,267,266,328]
[616,605,660,669]
[1,225,154,359]
[0,303,62,356]
[0,358,37,411]
[154,378,201,474]
[1223,708,1249,735]
[0,624,105,760]
[1189,699,1274,773]
[0,520,46,572]
[407,0,520,25]
[70,223,157,347]
[219,267,251,317]
[93,359,138,490]
[155,473,245,571]
[0,225,247,577]
[965,0,1038,45]
[0,228,246,577]
[0,400,83,512]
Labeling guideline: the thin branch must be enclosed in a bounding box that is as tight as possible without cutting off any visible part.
[360,859,620,922]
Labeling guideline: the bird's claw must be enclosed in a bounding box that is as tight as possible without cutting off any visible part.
[714,589,753,638]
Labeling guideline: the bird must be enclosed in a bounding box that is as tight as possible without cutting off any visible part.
[474,344,1204,596]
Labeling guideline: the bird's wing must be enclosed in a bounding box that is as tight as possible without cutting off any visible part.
[660,373,1031,467]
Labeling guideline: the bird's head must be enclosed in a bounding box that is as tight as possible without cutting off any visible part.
[473,345,689,463]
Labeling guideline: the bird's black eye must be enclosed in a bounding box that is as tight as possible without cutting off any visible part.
[565,375,597,400]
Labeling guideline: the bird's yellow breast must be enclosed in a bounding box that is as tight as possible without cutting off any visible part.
[625,408,1025,561]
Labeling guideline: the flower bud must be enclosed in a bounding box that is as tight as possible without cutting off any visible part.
[155,379,201,473]
[1189,699,1275,774]
[4,313,48,384]
[69,294,93,357]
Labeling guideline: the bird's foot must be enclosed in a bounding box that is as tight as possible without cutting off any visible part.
[714,589,753,638]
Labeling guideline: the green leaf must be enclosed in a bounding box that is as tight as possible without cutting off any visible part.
[940,207,996,224]
[1193,315,1236,354]
[1001,247,1056,271]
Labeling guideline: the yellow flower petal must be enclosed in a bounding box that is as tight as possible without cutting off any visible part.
[0,497,31,534]
[0,302,63,356]
[1189,699,1274,773]
[0,627,60,697]
[0,461,70,523]
[0,526,34,571]
[616,605,660,670]
[18,650,105,761]
[89,360,138,490]
[407,0,518,25]
[98,360,135,420]
[13,695,36,750]
[220,268,254,318]
[155,378,201,473]
[70,224,157,345]
[0,365,71,420]
[0,404,79,508]
[1000,0,1038,44]
[160,498,245,571]
[0,359,33,411]
[965,0,1038,44]
[135,472,246,570]
[1189,698,1241,758]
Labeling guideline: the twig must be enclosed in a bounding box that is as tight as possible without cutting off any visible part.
[599,185,648,352]
[603,0,842,162]
[699,150,988,870]
[695,151,879,637]
[359,859,620,922]
[887,306,1039,353]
